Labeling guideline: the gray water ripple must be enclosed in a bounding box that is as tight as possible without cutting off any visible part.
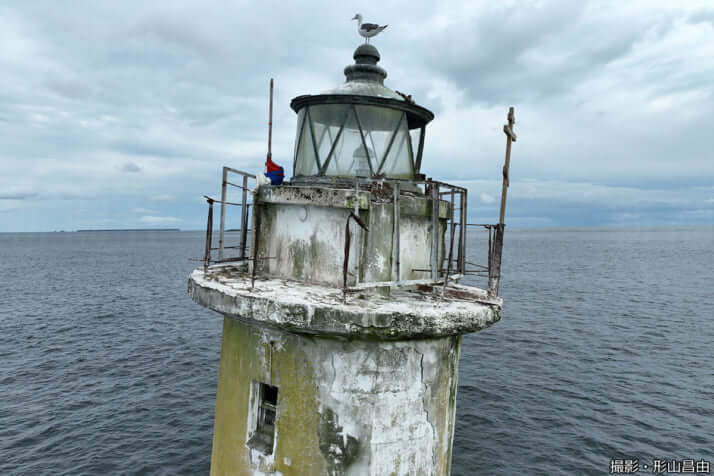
[1,228,713,475]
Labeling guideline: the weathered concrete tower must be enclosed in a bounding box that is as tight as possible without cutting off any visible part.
[189,43,506,476]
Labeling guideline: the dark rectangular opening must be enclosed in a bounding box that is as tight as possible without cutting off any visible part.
[247,382,278,455]
[258,384,278,428]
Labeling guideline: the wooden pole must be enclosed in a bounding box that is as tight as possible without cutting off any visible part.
[268,78,274,159]
[499,107,516,225]
[490,107,516,297]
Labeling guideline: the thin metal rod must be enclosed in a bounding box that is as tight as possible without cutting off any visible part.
[460,190,467,273]
[442,189,456,296]
[430,182,439,281]
[218,167,228,261]
[240,174,249,259]
[223,167,256,178]
[392,182,400,283]
[347,275,466,291]
[204,198,214,272]
[225,181,252,191]
[466,262,489,269]
[268,78,273,158]
[343,216,351,294]
[210,256,275,264]
[251,202,261,289]
[343,211,369,295]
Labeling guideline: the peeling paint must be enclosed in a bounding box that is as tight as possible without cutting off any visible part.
[252,185,450,289]
[196,182,499,475]
[189,269,501,340]
[208,317,463,475]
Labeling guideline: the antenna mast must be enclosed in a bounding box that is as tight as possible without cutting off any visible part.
[268,78,274,159]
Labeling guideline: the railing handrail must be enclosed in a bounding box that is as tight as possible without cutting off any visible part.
[218,167,255,263]
[203,171,505,298]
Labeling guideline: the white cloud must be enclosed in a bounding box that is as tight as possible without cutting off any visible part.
[150,194,175,202]
[139,215,179,225]
[479,192,496,204]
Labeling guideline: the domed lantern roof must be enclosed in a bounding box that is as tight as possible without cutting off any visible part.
[290,44,434,182]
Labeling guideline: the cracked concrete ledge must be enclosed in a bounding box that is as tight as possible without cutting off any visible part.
[188,269,501,340]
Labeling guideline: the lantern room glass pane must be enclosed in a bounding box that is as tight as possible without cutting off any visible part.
[380,117,413,178]
[294,108,319,176]
[409,128,422,170]
[323,108,365,177]
[355,106,404,175]
[293,104,415,179]
[292,109,305,175]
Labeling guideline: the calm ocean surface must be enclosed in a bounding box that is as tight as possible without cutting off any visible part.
[1,228,712,475]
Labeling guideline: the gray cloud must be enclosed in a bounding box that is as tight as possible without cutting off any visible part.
[0,192,37,200]
[0,1,712,231]
[120,161,142,173]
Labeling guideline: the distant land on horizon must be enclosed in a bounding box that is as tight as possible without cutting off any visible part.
[76,228,181,232]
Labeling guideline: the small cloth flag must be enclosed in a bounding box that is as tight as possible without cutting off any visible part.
[265,155,284,185]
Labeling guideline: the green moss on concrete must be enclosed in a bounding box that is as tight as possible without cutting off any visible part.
[398,195,450,219]
[255,203,277,275]
[210,318,326,476]
[210,318,256,475]
[271,334,325,475]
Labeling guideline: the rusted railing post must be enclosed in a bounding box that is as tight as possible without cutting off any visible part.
[459,189,467,274]
[240,174,249,259]
[218,167,228,261]
[343,211,368,296]
[204,197,214,272]
[392,182,400,283]
[442,189,456,295]
[488,225,504,296]
[251,202,261,289]
[430,181,440,282]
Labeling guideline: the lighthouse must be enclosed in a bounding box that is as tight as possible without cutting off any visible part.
[189,41,511,476]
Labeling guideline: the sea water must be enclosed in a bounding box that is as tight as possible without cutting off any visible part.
[1,228,712,475]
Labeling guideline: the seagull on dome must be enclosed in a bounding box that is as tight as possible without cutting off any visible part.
[352,14,387,43]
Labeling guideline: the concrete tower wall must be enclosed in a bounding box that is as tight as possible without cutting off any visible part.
[210,317,461,476]
[253,186,450,288]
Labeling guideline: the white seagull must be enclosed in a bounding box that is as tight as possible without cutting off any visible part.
[352,14,388,43]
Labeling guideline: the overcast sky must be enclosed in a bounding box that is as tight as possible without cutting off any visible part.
[1,1,712,231]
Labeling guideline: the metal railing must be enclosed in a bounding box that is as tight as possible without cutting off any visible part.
[339,177,506,297]
[202,172,505,298]
[463,223,505,297]
[203,167,256,270]
[342,177,471,293]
